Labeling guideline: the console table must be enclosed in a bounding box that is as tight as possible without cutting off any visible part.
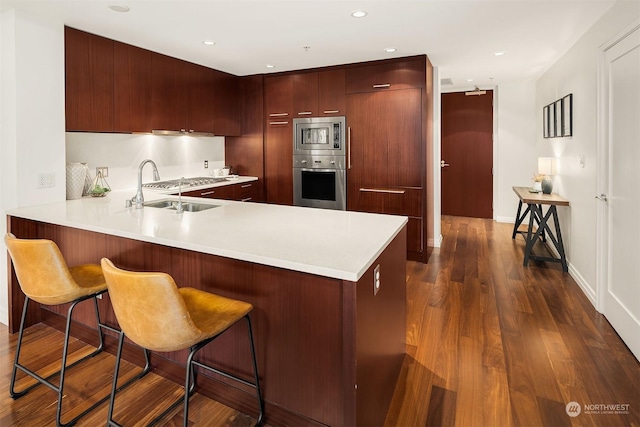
[511,186,570,272]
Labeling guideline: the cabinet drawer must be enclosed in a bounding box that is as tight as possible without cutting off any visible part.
[181,186,234,200]
[352,187,421,217]
[233,181,258,202]
[345,59,425,93]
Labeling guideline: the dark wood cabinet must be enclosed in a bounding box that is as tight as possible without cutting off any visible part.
[292,72,318,117]
[264,120,293,205]
[113,41,153,132]
[178,180,258,201]
[67,28,240,135]
[264,75,293,118]
[345,58,424,94]
[65,27,114,132]
[347,87,423,255]
[318,69,345,116]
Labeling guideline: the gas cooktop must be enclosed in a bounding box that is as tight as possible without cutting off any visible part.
[142,177,227,190]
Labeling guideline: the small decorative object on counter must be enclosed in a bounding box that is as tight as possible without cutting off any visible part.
[66,162,87,200]
[81,163,93,196]
[89,170,111,197]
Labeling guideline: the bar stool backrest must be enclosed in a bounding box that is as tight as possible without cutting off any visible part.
[100,258,203,352]
[5,233,81,305]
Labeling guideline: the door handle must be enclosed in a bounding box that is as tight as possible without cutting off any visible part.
[348,127,352,170]
[440,160,450,167]
[595,194,608,202]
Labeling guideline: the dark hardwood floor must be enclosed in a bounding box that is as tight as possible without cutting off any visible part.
[1,216,638,426]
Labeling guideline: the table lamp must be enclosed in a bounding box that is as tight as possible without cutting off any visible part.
[538,157,557,194]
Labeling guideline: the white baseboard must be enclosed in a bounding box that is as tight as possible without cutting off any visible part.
[427,234,443,248]
[568,263,596,306]
[0,306,8,327]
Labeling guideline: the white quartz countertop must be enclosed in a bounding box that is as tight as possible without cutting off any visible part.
[6,188,407,281]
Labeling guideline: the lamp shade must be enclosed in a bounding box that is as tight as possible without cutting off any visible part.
[538,157,557,175]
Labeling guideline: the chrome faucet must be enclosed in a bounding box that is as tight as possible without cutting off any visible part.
[176,177,185,214]
[133,159,160,209]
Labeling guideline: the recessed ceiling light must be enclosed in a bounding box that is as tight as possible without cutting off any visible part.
[351,10,367,18]
[466,78,474,82]
[266,64,275,69]
[493,51,506,56]
[384,48,397,53]
[108,4,130,12]
[202,40,216,46]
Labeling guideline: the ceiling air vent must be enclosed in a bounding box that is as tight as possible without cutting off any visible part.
[440,78,454,86]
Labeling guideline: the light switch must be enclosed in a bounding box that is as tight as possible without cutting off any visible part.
[579,155,585,168]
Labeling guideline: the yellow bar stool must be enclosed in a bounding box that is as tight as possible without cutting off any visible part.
[4,233,150,427]
[100,258,264,427]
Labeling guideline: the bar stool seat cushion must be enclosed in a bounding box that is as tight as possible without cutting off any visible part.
[102,261,253,353]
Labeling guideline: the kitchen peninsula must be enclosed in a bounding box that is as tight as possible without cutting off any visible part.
[6,190,407,426]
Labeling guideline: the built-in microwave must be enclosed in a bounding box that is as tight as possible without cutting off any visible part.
[293,116,346,156]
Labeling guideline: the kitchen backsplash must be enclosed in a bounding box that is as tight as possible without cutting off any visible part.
[66,133,226,190]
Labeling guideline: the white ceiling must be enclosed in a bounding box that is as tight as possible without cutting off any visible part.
[2,0,617,91]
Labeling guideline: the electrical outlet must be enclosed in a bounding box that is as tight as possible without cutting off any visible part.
[204,160,209,169]
[37,173,55,188]
[373,264,381,295]
[96,166,108,177]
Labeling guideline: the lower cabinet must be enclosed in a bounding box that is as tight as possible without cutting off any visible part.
[177,181,258,201]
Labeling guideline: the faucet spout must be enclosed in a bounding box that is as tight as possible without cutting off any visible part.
[133,159,160,209]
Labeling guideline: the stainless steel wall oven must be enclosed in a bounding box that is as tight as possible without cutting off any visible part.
[293,117,346,210]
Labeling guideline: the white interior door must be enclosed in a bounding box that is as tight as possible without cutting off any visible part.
[598,23,640,361]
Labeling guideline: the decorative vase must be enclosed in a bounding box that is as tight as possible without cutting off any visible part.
[532,181,542,192]
[66,162,86,200]
[541,176,553,194]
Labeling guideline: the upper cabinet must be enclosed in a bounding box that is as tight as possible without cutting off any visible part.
[292,72,318,116]
[65,27,115,132]
[66,27,241,135]
[317,69,345,116]
[345,59,424,93]
[113,41,153,132]
[264,75,293,118]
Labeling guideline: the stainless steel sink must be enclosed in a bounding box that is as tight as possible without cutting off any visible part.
[142,199,219,212]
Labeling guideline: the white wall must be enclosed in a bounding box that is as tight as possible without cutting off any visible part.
[535,0,640,303]
[494,79,538,222]
[1,10,67,326]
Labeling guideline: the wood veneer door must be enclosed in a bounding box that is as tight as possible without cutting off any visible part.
[264,120,293,205]
[150,53,188,131]
[441,91,493,218]
[64,27,114,132]
[292,72,318,117]
[318,69,345,116]
[264,74,293,118]
[113,41,153,132]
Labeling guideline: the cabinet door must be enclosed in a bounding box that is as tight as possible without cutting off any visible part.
[292,72,318,117]
[318,69,345,116]
[150,53,188,131]
[187,64,216,134]
[386,89,422,187]
[345,58,424,94]
[346,91,390,194]
[212,70,242,136]
[65,27,114,132]
[264,75,293,118]
[264,120,293,205]
[113,41,153,132]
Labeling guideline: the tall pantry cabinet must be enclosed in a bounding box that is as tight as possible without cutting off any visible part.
[345,58,428,260]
